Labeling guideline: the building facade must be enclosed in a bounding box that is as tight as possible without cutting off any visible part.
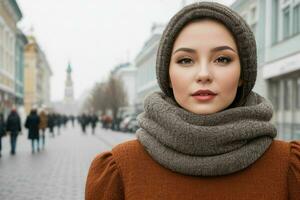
[0,0,23,117]
[112,62,137,107]
[232,0,300,140]
[24,36,52,114]
[134,23,164,113]
[15,29,27,106]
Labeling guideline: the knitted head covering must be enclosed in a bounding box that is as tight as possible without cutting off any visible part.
[156,1,257,107]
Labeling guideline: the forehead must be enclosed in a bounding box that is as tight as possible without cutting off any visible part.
[173,19,237,50]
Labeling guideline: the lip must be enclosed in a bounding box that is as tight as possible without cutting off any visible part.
[191,89,217,101]
[192,89,217,96]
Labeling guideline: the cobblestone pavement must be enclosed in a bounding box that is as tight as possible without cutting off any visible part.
[0,123,135,200]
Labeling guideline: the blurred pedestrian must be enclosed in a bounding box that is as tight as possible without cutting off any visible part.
[6,108,22,155]
[55,113,62,135]
[79,113,87,134]
[48,113,55,137]
[25,109,40,153]
[0,113,6,157]
[90,114,98,134]
[39,110,48,149]
[70,115,75,127]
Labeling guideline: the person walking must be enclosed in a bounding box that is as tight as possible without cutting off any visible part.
[90,114,98,134]
[25,109,40,153]
[85,2,300,199]
[55,113,62,135]
[39,110,48,149]
[6,108,22,155]
[0,113,6,157]
[47,113,55,137]
[70,115,75,127]
[80,113,87,134]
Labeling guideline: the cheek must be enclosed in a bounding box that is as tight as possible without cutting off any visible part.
[216,68,240,95]
[169,67,192,93]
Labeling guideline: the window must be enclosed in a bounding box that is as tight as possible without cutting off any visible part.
[282,6,290,39]
[272,0,279,43]
[297,78,300,109]
[269,81,280,110]
[0,25,2,69]
[284,80,292,110]
[293,4,300,34]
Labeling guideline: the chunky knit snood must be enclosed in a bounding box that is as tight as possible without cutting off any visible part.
[136,91,277,176]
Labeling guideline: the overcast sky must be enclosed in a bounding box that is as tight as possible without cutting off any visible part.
[17,0,235,102]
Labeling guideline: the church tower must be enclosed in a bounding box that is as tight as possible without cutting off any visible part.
[64,61,74,103]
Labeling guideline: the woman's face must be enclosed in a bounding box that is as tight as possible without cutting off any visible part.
[169,19,242,115]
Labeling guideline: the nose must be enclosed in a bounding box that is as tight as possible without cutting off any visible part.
[195,61,212,84]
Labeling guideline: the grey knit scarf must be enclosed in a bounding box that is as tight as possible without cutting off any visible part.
[136,91,277,176]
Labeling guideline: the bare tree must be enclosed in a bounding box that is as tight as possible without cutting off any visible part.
[83,75,128,117]
[106,74,128,119]
[81,94,93,114]
[90,82,109,114]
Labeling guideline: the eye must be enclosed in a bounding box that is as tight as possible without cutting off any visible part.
[215,56,232,64]
[176,57,194,65]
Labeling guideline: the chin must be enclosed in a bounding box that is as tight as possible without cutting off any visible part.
[188,107,218,115]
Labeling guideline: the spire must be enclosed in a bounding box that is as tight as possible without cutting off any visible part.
[67,61,72,73]
[64,60,74,103]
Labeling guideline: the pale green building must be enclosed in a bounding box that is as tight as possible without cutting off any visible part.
[231,0,300,140]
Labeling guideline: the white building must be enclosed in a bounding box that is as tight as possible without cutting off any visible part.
[0,0,23,117]
[112,62,136,107]
[134,23,165,112]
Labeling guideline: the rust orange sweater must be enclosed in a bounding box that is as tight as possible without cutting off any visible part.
[85,139,300,200]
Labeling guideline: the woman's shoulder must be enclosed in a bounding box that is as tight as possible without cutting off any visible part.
[269,139,300,155]
[85,151,124,200]
[87,140,144,173]
[266,139,292,154]
[111,139,147,163]
[265,139,299,163]
[85,140,144,200]
[112,139,143,154]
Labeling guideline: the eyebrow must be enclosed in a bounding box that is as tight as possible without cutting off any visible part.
[173,45,236,55]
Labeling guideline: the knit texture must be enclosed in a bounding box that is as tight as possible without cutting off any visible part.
[136,91,277,176]
[156,2,257,106]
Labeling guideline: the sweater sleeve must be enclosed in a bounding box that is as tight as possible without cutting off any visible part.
[85,151,124,200]
[288,141,300,200]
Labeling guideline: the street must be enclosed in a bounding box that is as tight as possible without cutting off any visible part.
[0,123,135,200]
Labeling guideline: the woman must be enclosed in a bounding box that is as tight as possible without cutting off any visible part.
[25,109,40,153]
[39,110,48,148]
[85,2,300,199]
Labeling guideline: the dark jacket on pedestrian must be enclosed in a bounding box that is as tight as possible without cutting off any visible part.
[91,115,98,127]
[0,114,6,137]
[25,110,40,140]
[55,114,62,127]
[6,110,21,134]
